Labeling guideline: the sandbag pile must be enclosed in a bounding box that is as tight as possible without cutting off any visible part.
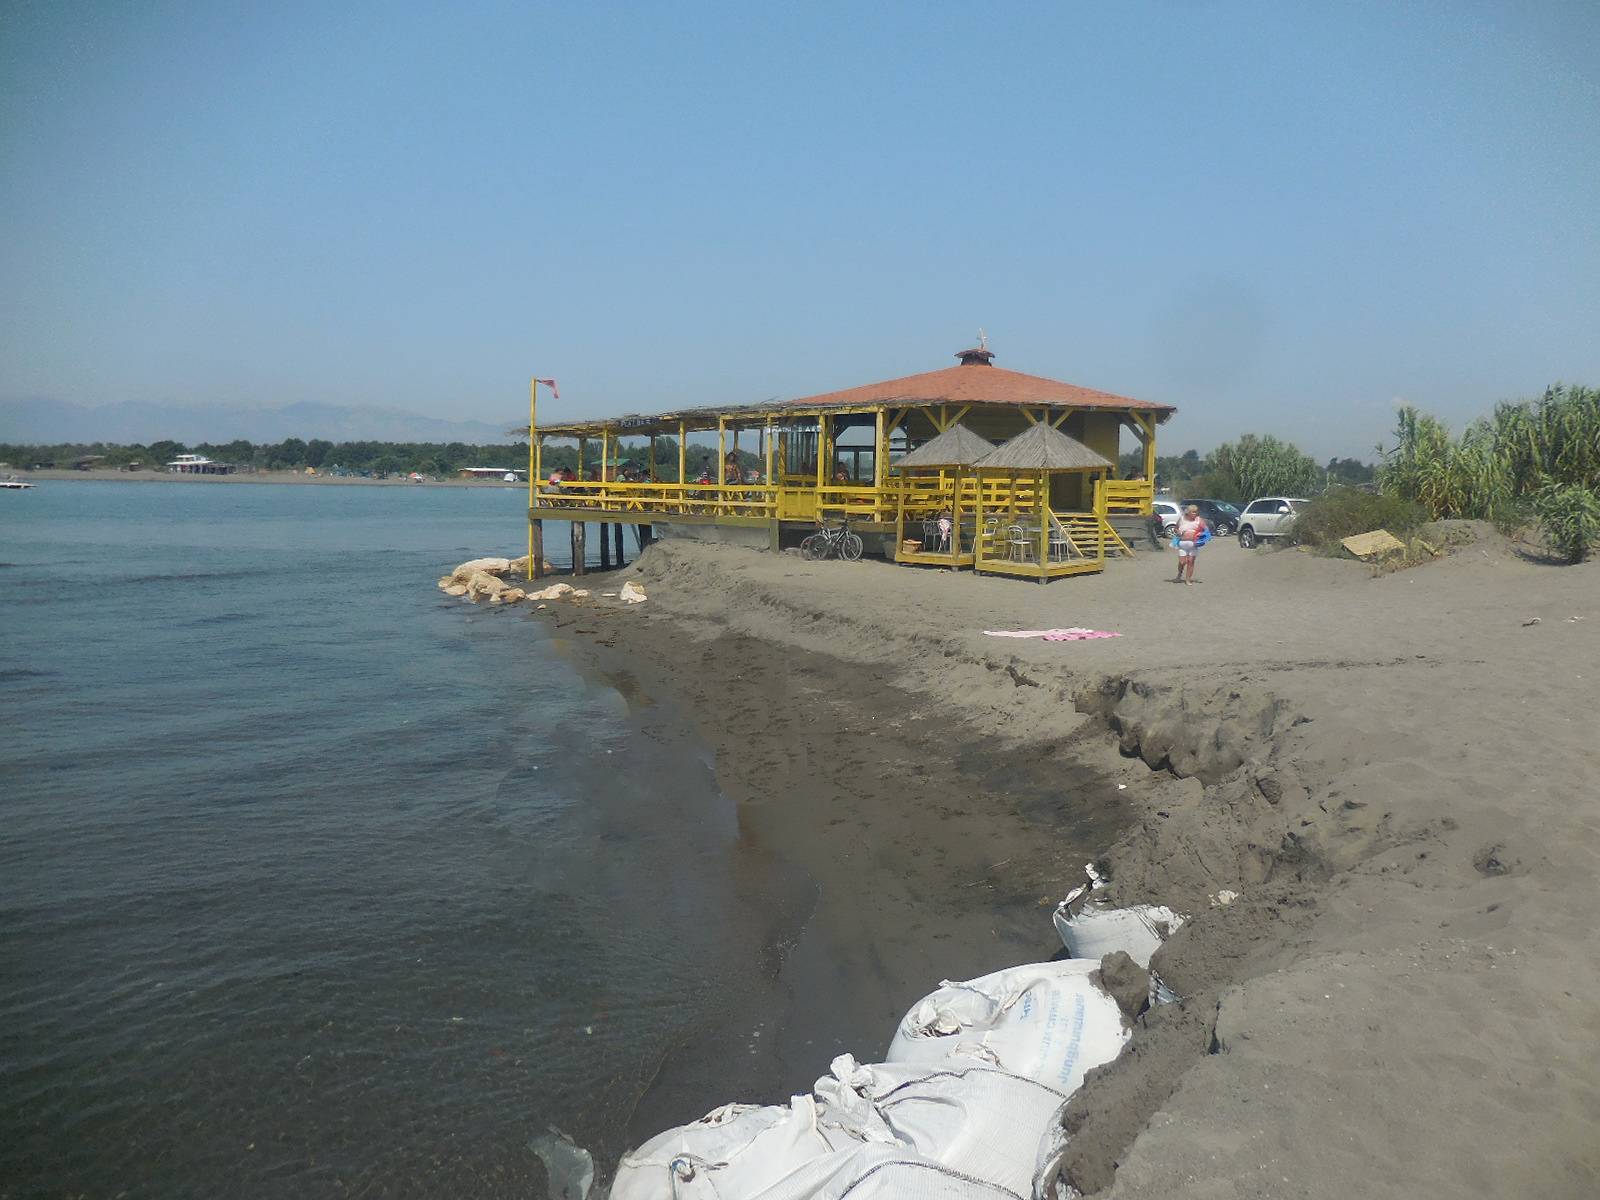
[436,557,642,606]
[610,961,1139,1200]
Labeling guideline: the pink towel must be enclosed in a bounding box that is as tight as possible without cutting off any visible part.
[984,628,1122,641]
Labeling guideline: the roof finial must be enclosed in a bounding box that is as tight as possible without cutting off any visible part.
[978,328,988,351]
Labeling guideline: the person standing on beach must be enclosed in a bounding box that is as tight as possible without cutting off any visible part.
[1175,504,1207,584]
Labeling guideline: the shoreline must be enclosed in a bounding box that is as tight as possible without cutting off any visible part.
[10,468,524,487]
[481,531,1599,1196]
[530,576,1133,1154]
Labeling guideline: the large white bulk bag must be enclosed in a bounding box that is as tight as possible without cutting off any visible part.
[886,962,1129,1097]
[1051,902,1186,968]
[610,1094,855,1200]
[818,1058,1070,1197]
[733,1143,1030,1200]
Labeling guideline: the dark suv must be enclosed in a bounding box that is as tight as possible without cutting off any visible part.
[1177,499,1242,537]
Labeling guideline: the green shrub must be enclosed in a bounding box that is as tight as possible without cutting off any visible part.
[1289,487,1427,548]
[1532,483,1600,563]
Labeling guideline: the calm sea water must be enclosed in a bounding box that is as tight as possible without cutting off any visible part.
[0,482,782,1198]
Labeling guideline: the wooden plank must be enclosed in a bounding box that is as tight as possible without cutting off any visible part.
[1342,529,1406,558]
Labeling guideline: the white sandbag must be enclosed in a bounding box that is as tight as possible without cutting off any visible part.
[610,1095,850,1200]
[818,1057,1070,1198]
[736,1143,1025,1200]
[613,1053,1076,1200]
[1051,902,1187,969]
[886,962,1129,1098]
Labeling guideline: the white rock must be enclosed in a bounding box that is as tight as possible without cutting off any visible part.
[619,580,648,604]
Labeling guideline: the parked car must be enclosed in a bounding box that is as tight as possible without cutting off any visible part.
[1150,499,1182,538]
[1178,498,1242,537]
[1236,496,1308,548]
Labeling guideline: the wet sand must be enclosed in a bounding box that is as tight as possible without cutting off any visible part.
[486,527,1599,1197]
[540,606,1131,1150]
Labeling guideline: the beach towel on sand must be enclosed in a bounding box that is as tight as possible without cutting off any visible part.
[984,628,1121,641]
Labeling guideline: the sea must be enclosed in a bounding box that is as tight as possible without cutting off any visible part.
[0,480,789,1198]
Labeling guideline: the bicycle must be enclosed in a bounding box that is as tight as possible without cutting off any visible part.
[800,516,863,562]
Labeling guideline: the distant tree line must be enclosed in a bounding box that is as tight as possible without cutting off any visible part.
[0,435,761,481]
[1118,440,1373,502]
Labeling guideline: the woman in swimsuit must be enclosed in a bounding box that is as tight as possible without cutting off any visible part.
[1174,505,1208,585]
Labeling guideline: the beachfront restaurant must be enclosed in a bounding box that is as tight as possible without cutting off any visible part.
[520,345,1173,578]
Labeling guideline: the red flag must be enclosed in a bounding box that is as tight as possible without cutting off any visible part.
[535,378,559,399]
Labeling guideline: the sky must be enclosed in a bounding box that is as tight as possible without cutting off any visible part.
[2,0,1597,459]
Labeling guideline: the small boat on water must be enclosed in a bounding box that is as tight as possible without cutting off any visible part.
[1,475,36,490]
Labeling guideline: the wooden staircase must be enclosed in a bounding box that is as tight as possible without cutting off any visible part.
[1057,513,1137,558]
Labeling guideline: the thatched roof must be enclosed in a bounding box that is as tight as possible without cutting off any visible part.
[895,422,994,468]
[972,422,1112,471]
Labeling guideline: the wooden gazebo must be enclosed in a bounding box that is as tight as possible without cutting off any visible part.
[892,423,993,568]
[972,423,1115,582]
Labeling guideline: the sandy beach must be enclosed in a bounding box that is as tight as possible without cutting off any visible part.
[495,528,1598,1197]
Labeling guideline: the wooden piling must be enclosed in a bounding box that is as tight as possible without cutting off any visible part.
[572,522,586,576]
[531,520,545,580]
[637,524,652,552]
[600,522,612,570]
[613,523,625,567]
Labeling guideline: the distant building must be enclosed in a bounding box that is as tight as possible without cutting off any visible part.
[458,467,525,481]
[166,455,234,475]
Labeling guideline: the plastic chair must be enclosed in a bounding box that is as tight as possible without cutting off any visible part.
[1048,521,1076,562]
[1008,524,1034,563]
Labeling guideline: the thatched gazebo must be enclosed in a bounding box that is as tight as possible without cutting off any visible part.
[971,423,1115,581]
[891,423,993,567]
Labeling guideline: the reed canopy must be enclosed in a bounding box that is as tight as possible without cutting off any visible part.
[895,423,994,469]
[972,422,1113,472]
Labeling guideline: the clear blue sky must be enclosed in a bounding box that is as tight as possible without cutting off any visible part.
[3,0,1596,458]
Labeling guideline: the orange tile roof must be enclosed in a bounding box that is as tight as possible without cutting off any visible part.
[786,358,1173,414]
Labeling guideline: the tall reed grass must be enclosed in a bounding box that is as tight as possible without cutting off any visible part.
[1379,384,1600,520]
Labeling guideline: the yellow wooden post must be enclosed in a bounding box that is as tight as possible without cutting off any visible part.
[966,473,979,579]
[1038,470,1048,575]
[873,406,886,518]
[951,468,963,565]
[577,436,584,479]
[894,476,904,560]
[815,416,826,496]
[764,417,775,512]
[677,420,686,491]
[1140,413,1157,484]
[720,419,732,512]
[534,377,547,579]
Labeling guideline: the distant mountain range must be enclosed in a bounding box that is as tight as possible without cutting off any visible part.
[0,399,519,445]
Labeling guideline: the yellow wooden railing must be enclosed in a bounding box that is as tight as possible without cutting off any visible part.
[1095,479,1154,516]
[536,481,778,518]
[974,509,1108,566]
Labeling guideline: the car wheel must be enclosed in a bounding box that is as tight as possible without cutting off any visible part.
[1162,521,1178,537]
[1238,526,1257,549]
[1215,520,1234,537]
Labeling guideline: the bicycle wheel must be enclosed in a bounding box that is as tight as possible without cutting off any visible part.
[840,532,864,561]
[800,534,826,560]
